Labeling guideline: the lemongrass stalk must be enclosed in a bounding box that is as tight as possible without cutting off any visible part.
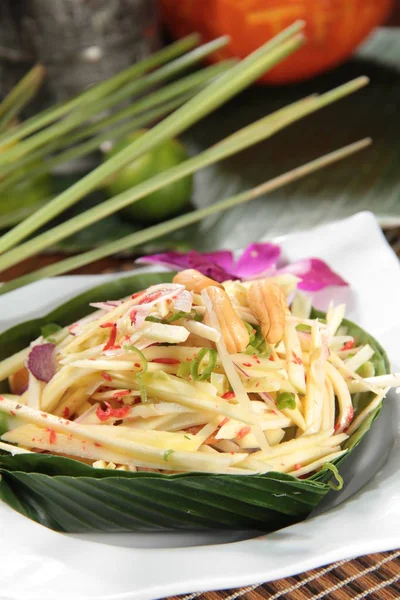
[0,22,304,255]
[0,65,46,131]
[0,61,232,186]
[0,37,230,166]
[0,77,367,270]
[0,92,196,196]
[0,138,371,295]
[0,94,314,265]
[0,204,47,230]
[62,61,234,149]
[0,34,201,149]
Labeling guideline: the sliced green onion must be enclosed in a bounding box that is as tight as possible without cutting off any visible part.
[323,462,344,491]
[245,344,260,356]
[177,361,191,379]
[145,316,163,323]
[41,323,62,340]
[356,361,375,378]
[163,449,174,462]
[190,348,217,381]
[296,324,312,333]
[123,345,148,403]
[276,392,296,410]
[244,322,256,344]
[246,338,271,358]
[166,309,199,323]
[145,309,201,325]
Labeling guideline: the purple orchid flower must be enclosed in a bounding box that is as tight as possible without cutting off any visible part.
[136,243,347,291]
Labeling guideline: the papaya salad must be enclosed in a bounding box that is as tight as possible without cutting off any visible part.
[0,264,398,478]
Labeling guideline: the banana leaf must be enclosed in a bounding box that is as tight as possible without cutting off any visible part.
[0,272,390,533]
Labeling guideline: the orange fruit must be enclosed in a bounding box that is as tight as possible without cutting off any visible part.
[161,0,393,83]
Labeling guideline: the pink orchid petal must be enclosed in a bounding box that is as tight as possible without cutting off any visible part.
[137,250,235,282]
[233,243,281,278]
[280,258,348,291]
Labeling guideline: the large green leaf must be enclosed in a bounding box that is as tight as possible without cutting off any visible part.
[0,272,391,532]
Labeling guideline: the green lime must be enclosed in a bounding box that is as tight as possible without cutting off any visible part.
[103,130,193,224]
[0,170,53,229]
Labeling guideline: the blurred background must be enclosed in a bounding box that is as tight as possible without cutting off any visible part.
[0,0,399,279]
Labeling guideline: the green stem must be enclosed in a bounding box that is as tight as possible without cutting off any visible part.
[0,35,201,149]
[0,76,367,271]
[0,65,46,131]
[0,37,230,166]
[0,61,231,185]
[61,61,234,148]
[0,23,304,255]
[0,139,370,296]
[0,85,207,196]
[35,94,195,176]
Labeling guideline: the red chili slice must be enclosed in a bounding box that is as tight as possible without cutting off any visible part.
[102,323,117,351]
[47,427,57,444]
[222,392,236,400]
[341,339,355,351]
[236,426,251,440]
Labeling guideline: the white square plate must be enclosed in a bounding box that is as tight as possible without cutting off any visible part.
[0,212,399,600]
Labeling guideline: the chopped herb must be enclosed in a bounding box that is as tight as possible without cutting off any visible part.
[41,323,62,340]
[276,392,296,410]
[145,309,202,325]
[190,348,217,381]
[357,360,375,378]
[163,449,174,462]
[177,361,191,379]
[123,345,148,403]
[244,321,256,344]
[246,340,271,358]
[184,435,191,440]
[166,308,201,323]
[145,315,163,323]
[296,324,311,333]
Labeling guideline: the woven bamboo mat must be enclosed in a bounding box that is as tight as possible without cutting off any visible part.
[166,550,400,600]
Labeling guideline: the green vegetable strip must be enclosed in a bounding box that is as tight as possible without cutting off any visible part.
[0,62,230,189]
[322,462,344,490]
[62,61,233,149]
[0,93,195,196]
[41,323,62,340]
[163,449,175,462]
[0,34,201,148]
[190,348,217,381]
[0,75,367,271]
[0,65,45,132]
[0,138,370,296]
[0,22,304,255]
[0,37,230,168]
[166,310,200,323]
[177,362,191,379]
[123,345,148,403]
